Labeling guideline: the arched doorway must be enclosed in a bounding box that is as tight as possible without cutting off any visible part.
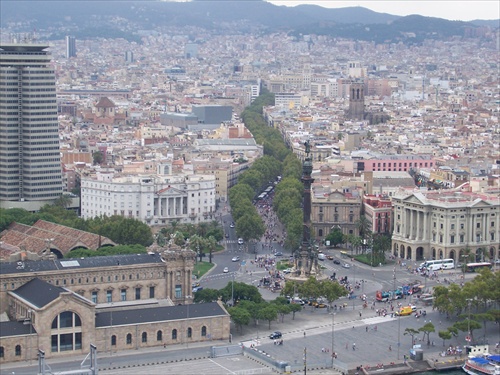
[406,246,412,260]
[393,243,398,257]
[439,249,443,259]
[400,245,405,259]
[416,247,424,261]
[489,247,495,261]
[432,248,436,260]
[449,250,456,263]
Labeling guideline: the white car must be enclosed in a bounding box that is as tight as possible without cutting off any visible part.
[223,267,229,273]
[342,263,351,269]
[231,256,240,262]
[237,238,244,245]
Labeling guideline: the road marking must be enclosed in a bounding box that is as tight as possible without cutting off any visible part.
[208,358,237,374]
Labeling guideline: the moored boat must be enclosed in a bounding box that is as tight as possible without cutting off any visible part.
[462,353,500,375]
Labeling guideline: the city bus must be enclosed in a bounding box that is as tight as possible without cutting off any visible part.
[465,262,492,273]
[421,258,455,271]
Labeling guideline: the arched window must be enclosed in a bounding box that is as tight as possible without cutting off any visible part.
[15,345,21,356]
[111,335,116,346]
[126,333,132,345]
[51,311,82,352]
[201,326,207,337]
[142,332,147,343]
[172,329,177,340]
[157,330,162,341]
[187,327,192,338]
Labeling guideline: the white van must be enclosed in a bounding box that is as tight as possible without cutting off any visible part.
[318,253,326,261]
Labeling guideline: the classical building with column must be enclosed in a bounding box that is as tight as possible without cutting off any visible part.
[0,241,231,363]
[80,161,216,226]
[391,188,500,263]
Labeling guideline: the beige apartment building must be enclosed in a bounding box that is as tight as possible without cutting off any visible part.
[311,188,363,240]
[391,189,500,263]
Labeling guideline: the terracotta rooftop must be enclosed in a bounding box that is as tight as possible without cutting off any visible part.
[0,220,115,258]
[95,96,116,108]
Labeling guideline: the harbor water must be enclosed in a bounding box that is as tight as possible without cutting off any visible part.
[417,370,463,375]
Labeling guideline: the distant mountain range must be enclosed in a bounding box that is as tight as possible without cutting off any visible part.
[1,0,498,44]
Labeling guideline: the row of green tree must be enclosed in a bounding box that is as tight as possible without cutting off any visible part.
[228,91,283,245]
[230,90,304,253]
[193,277,348,333]
[431,268,500,344]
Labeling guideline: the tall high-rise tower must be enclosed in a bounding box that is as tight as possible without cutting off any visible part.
[65,36,76,58]
[0,44,63,207]
[348,81,365,120]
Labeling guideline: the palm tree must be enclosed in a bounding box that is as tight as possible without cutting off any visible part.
[206,236,217,263]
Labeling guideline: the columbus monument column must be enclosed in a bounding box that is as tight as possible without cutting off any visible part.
[290,141,324,281]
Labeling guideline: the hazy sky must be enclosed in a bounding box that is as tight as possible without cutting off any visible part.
[266,1,500,21]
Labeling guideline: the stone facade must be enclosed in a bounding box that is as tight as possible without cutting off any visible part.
[0,242,231,364]
[391,189,500,262]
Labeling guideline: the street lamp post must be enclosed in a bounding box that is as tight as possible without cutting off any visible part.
[397,312,401,360]
[352,265,356,310]
[330,312,335,367]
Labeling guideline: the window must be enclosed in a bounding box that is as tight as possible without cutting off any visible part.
[172,329,177,340]
[15,345,21,356]
[476,223,480,228]
[149,286,155,299]
[460,223,464,229]
[111,335,116,346]
[187,327,192,338]
[91,291,98,303]
[106,290,112,303]
[451,224,455,230]
[157,330,163,341]
[175,285,182,299]
[126,333,132,345]
[51,311,82,352]
[460,234,464,243]
[135,287,141,300]
[439,234,443,243]
[142,332,147,343]
[0,346,3,358]
[121,289,126,301]
[450,235,455,244]
[201,326,207,337]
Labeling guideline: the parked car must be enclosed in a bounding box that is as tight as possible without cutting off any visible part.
[231,256,240,262]
[333,259,341,265]
[269,331,282,339]
[223,267,229,273]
